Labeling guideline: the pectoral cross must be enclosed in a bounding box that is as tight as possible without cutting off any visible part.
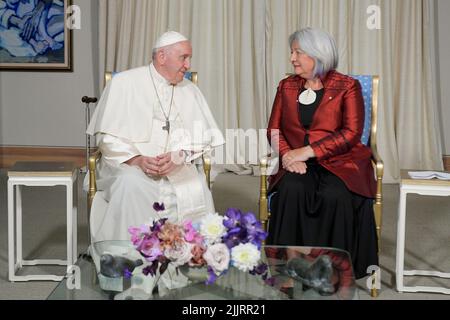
[162,120,170,132]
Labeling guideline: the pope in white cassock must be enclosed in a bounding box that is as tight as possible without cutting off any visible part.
[86,31,225,245]
[86,31,224,295]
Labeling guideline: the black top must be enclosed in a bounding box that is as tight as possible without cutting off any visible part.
[298,87,324,145]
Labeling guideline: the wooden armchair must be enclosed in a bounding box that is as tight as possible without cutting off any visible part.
[259,75,383,297]
[87,71,211,211]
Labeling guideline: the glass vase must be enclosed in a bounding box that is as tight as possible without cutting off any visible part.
[178,265,209,283]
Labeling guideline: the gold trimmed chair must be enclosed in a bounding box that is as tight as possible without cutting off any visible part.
[87,71,211,212]
[258,75,383,297]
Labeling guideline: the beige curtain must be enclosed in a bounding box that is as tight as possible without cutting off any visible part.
[98,0,267,176]
[267,0,443,182]
[98,0,443,183]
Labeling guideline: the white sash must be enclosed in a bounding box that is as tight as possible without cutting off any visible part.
[167,165,206,221]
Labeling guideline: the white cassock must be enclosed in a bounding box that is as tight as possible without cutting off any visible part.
[86,63,225,244]
[86,64,224,294]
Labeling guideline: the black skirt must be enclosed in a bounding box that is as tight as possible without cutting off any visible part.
[267,162,379,279]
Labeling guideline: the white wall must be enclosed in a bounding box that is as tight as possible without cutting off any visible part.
[0,0,99,148]
[437,0,450,155]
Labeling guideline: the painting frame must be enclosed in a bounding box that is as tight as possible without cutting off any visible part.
[0,0,72,71]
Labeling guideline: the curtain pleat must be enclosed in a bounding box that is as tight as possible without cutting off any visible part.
[98,0,443,183]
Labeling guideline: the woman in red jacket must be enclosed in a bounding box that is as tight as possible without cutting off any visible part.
[266,28,378,279]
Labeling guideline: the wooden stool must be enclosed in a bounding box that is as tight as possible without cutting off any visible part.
[8,161,78,281]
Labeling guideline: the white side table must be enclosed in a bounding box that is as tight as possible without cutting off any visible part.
[395,170,450,294]
[8,161,78,282]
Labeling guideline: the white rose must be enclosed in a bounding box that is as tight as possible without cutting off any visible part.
[203,243,230,275]
[199,213,227,244]
[164,243,193,267]
[231,243,260,272]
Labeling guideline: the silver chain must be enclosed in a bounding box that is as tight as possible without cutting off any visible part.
[149,66,174,131]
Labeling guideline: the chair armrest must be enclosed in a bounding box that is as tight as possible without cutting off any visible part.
[259,154,274,234]
[371,144,384,197]
[371,140,384,180]
[88,151,211,204]
[202,153,211,190]
[88,150,102,211]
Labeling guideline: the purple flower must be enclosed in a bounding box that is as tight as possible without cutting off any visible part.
[264,276,276,286]
[241,212,263,235]
[223,208,242,229]
[250,262,268,275]
[241,213,267,249]
[241,212,258,226]
[246,231,267,249]
[183,220,204,245]
[143,262,158,276]
[206,266,218,285]
[137,234,162,262]
[153,202,165,212]
[222,227,244,249]
[249,262,274,286]
[123,268,133,279]
[128,225,147,246]
[150,218,167,233]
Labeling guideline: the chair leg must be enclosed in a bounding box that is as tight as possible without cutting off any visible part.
[259,158,269,235]
[202,153,211,190]
[370,270,378,298]
[374,198,382,253]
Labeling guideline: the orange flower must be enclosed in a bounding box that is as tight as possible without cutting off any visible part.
[158,222,184,250]
[190,245,206,266]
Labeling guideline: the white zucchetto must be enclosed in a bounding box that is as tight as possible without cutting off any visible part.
[153,31,189,49]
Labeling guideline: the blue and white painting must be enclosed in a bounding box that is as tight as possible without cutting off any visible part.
[0,0,69,69]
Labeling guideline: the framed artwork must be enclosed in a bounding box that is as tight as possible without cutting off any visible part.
[0,0,72,71]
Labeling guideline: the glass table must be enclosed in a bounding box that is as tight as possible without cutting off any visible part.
[47,242,358,300]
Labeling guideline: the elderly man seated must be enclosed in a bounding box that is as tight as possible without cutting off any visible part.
[86,31,224,295]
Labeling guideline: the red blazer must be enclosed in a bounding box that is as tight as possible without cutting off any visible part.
[267,70,376,198]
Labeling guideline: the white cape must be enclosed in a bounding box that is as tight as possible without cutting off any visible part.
[87,65,225,151]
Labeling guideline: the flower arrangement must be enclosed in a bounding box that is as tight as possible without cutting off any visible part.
[128,203,273,285]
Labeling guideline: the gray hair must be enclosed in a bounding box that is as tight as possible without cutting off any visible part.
[152,45,176,60]
[289,28,338,78]
[152,48,159,60]
[152,47,166,60]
